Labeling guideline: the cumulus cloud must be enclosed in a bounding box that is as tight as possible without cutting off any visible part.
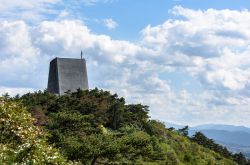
[33,20,143,64]
[103,18,118,30]
[0,0,60,22]
[0,20,48,89]
[141,6,250,91]
[139,6,250,125]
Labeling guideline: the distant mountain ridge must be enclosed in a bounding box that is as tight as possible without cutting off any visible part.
[191,124,250,134]
[165,123,250,158]
[189,129,250,146]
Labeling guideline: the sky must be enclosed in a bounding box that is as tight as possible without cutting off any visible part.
[1,0,250,127]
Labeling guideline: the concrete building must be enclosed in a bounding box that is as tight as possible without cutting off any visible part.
[47,57,88,95]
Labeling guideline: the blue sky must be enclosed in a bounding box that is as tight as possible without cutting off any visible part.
[58,0,250,40]
[1,0,250,127]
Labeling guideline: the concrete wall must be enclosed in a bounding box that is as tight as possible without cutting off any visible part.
[47,58,59,94]
[47,57,88,95]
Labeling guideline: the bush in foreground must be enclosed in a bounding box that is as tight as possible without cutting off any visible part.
[0,97,71,164]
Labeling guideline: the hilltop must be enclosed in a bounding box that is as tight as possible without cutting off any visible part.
[1,89,248,164]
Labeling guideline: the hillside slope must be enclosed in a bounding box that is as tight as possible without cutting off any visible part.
[12,89,240,164]
[190,124,250,159]
[192,124,250,133]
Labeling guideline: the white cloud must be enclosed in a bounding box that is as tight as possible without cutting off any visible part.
[103,18,118,30]
[0,20,47,90]
[0,0,59,11]
[33,20,143,64]
[0,0,60,22]
[58,10,69,18]
[139,6,250,125]
[0,86,35,96]
[141,7,250,91]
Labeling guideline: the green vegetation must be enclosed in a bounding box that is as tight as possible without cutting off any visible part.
[0,97,70,164]
[191,131,250,165]
[1,88,249,164]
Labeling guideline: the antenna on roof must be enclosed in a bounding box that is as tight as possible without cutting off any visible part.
[81,50,83,60]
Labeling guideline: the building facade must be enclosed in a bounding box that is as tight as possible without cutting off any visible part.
[47,57,88,95]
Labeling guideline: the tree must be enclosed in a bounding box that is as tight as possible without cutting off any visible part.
[123,104,149,129]
[191,131,241,161]
[233,152,248,165]
[17,89,240,164]
[31,89,164,164]
[0,97,69,164]
[144,120,166,138]
[178,126,189,136]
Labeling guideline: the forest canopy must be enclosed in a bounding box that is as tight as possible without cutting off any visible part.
[0,89,248,164]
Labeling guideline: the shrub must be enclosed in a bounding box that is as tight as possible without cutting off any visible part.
[0,97,69,164]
